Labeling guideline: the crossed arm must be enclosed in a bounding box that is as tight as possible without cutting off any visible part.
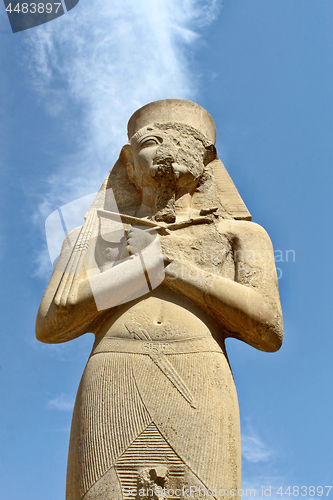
[36,220,283,351]
[36,227,164,343]
[163,220,283,352]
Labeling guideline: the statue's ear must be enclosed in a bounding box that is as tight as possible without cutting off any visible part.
[98,143,141,213]
[120,144,135,182]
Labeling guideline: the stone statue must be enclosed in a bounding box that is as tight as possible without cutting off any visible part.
[36,100,283,500]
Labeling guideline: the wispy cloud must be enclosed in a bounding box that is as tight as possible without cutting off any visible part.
[242,426,274,463]
[46,393,75,412]
[25,0,221,210]
[240,422,295,500]
[24,0,221,276]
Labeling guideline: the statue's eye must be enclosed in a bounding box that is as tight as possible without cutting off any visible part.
[140,137,161,149]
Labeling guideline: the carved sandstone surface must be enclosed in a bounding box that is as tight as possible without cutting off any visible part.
[36,99,283,500]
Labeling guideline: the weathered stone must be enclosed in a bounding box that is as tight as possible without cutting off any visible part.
[36,99,283,500]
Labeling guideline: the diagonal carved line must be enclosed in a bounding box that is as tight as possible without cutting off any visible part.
[149,353,196,408]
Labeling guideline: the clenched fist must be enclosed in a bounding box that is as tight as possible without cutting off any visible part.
[123,226,157,256]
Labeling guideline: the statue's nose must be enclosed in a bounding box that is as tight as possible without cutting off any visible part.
[172,162,188,175]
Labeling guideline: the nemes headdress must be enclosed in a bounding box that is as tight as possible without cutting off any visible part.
[100,99,251,221]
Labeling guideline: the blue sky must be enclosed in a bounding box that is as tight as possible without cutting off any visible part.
[0,1,332,499]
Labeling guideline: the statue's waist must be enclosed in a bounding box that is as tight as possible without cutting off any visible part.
[91,336,223,357]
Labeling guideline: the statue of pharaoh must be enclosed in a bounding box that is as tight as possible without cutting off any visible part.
[36,99,283,500]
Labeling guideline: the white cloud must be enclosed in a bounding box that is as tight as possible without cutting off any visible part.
[242,426,274,463]
[46,393,75,412]
[25,0,221,207]
[24,0,222,277]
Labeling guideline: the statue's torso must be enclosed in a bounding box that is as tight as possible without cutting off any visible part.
[66,220,243,500]
[94,219,236,345]
[95,290,217,343]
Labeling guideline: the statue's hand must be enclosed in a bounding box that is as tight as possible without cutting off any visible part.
[122,227,157,257]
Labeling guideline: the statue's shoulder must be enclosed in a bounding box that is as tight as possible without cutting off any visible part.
[216,218,272,244]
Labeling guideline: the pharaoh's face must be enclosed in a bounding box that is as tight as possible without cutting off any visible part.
[130,131,164,188]
[127,124,213,192]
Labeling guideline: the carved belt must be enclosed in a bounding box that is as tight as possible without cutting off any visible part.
[90,336,222,356]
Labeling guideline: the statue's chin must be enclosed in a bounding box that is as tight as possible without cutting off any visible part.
[176,173,199,190]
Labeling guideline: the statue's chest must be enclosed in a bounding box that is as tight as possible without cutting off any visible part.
[171,224,235,280]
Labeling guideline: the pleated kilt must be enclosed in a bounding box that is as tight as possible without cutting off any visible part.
[66,336,241,500]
